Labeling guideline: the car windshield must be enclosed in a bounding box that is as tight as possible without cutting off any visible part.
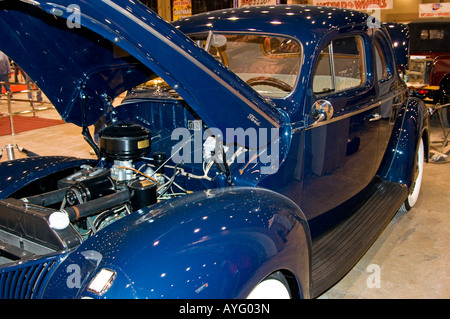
[137,33,302,99]
[204,33,302,98]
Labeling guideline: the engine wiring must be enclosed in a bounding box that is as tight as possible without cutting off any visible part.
[117,166,158,182]
[55,138,247,240]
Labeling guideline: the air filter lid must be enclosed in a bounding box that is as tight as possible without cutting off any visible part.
[98,124,151,161]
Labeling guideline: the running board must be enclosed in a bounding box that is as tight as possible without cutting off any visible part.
[311,179,408,297]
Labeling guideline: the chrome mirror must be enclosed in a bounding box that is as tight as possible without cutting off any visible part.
[311,100,334,126]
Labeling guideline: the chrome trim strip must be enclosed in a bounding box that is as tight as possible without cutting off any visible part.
[306,101,379,130]
[19,0,40,5]
[304,92,405,131]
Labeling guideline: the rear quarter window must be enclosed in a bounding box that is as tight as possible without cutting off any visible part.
[313,36,365,94]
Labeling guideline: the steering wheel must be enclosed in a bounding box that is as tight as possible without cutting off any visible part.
[246,76,293,92]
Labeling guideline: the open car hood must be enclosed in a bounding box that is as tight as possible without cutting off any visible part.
[0,0,284,132]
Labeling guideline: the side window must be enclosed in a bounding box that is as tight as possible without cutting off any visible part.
[313,44,333,93]
[374,34,393,82]
[333,37,364,90]
[313,36,365,94]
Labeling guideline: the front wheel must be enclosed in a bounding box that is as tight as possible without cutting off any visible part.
[401,138,425,211]
[247,271,291,299]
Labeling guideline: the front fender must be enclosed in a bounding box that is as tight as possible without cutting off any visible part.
[0,156,95,199]
[378,97,429,187]
[43,187,311,299]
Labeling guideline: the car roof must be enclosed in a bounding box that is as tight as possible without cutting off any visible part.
[173,5,370,42]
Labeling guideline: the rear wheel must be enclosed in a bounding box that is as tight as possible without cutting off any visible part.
[247,271,291,299]
[401,138,424,211]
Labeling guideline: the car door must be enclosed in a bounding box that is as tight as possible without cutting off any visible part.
[301,35,381,232]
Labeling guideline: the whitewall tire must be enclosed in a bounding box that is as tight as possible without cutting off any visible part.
[247,272,291,299]
[401,138,424,211]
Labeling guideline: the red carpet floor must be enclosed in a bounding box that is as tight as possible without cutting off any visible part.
[0,115,66,136]
[1,84,29,93]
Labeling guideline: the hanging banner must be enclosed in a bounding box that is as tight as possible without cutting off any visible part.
[173,0,192,21]
[234,0,280,7]
[312,0,393,10]
[419,3,450,18]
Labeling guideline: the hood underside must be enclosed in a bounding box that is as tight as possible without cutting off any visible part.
[0,0,283,132]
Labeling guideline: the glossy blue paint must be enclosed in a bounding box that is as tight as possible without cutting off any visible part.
[378,97,428,188]
[383,22,410,71]
[0,0,284,137]
[0,157,94,200]
[0,2,152,127]
[173,5,370,122]
[42,187,311,299]
[0,1,428,299]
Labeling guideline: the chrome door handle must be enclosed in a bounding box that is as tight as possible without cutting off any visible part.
[311,100,334,126]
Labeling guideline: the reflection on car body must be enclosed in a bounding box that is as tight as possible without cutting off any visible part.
[0,1,428,299]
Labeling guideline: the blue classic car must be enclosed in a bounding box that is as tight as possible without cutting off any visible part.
[0,1,428,299]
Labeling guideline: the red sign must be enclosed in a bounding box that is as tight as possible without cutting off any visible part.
[312,0,393,10]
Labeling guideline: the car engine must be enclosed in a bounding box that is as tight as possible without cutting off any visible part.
[0,123,190,266]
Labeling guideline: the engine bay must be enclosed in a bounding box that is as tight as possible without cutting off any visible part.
[0,122,212,265]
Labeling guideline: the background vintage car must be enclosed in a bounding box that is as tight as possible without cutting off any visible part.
[0,1,428,299]
[407,18,450,126]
